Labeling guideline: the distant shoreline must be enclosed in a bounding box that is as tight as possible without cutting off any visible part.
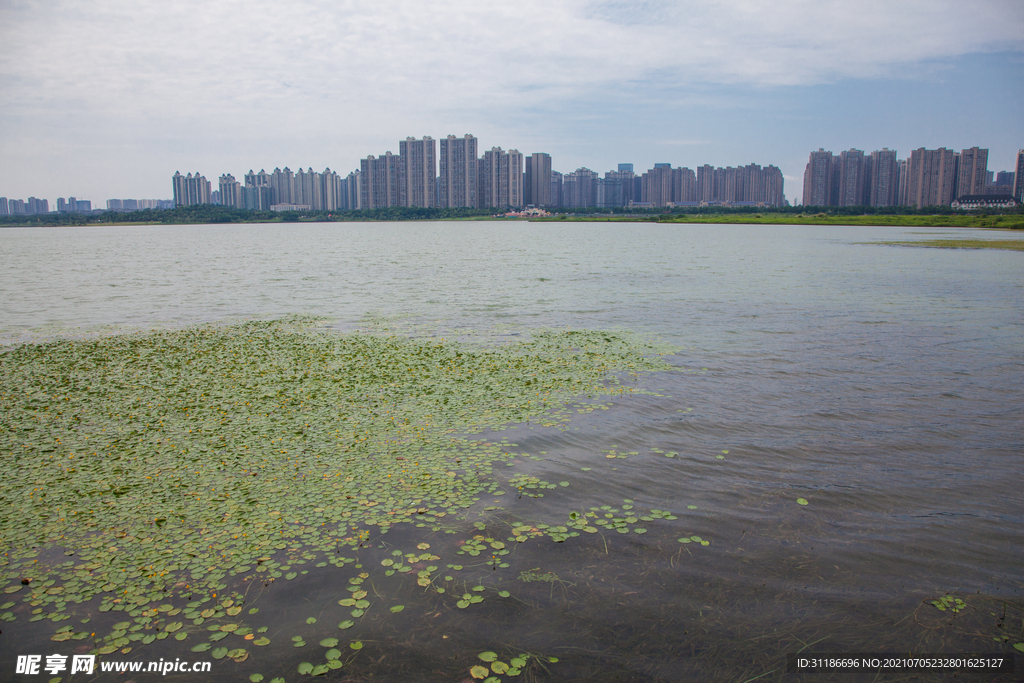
[1,206,1021,230]
[536,213,1024,229]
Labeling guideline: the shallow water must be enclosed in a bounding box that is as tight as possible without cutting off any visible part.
[1,221,1022,681]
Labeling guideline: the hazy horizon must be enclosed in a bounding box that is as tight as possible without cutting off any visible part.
[2,0,1022,205]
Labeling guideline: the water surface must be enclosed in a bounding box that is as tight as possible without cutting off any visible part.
[1,221,1021,681]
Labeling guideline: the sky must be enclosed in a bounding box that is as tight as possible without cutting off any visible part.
[1,0,1022,205]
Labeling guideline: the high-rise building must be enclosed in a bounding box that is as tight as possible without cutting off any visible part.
[956,147,989,198]
[438,134,478,208]
[597,177,623,208]
[26,197,49,214]
[897,159,909,205]
[993,170,1014,187]
[549,170,563,208]
[906,148,957,208]
[360,153,401,209]
[641,164,666,205]
[107,199,148,211]
[478,147,523,208]
[680,162,785,206]
[399,137,436,207]
[524,153,552,207]
[57,197,89,212]
[762,165,785,206]
[287,167,342,211]
[641,164,675,206]
[270,168,294,205]
[344,170,361,210]
[0,197,9,215]
[602,168,639,206]
[242,186,272,210]
[1014,151,1024,202]
[172,172,212,206]
[244,169,272,190]
[869,149,899,207]
[241,169,273,209]
[508,150,523,208]
[836,149,868,206]
[802,149,835,206]
[562,168,599,208]
[319,168,344,211]
[219,174,242,207]
[988,170,1015,195]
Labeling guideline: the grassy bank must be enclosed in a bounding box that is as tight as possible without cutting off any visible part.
[541,213,1024,229]
[4,203,1022,229]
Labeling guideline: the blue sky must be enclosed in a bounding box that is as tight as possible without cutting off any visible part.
[1,0,1021,205]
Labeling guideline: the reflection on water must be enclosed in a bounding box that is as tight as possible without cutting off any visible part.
[1,222,1022,681]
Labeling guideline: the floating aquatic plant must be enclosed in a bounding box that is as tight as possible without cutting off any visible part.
[0,317,675,675]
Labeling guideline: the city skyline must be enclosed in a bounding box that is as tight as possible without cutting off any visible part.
[3,140,1023,212]
[4,141,1021,214]
[1,1,1021,203]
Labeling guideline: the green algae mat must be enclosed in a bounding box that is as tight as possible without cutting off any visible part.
[0,317,681,680]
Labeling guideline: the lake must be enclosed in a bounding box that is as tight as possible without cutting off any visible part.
[1,221,1022,682]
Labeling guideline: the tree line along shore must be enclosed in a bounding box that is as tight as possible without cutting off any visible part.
[1,203,1021,229]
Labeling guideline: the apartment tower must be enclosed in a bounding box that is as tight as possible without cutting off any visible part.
[906,148,957,208]
[438,135,478,208]
[524,153,552,207]
[172,172,212,206]
[802,149,834,206]
[1015,150,1024,201]
[956,147,989,198]
[399,137,436,207]
[869,149,898,207]
[359,153,401,209]
[477,148,524,208]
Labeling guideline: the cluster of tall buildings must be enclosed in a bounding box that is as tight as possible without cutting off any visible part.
[212,168,352,212]
[107,199,172,211]
[0,197,50,215]
[803,147,1023,208]
[8,141,1020,216]
[177,133,788,211]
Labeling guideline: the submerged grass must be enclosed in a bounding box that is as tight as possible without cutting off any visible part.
[866,238,1024,251]
[0,317,674,678]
